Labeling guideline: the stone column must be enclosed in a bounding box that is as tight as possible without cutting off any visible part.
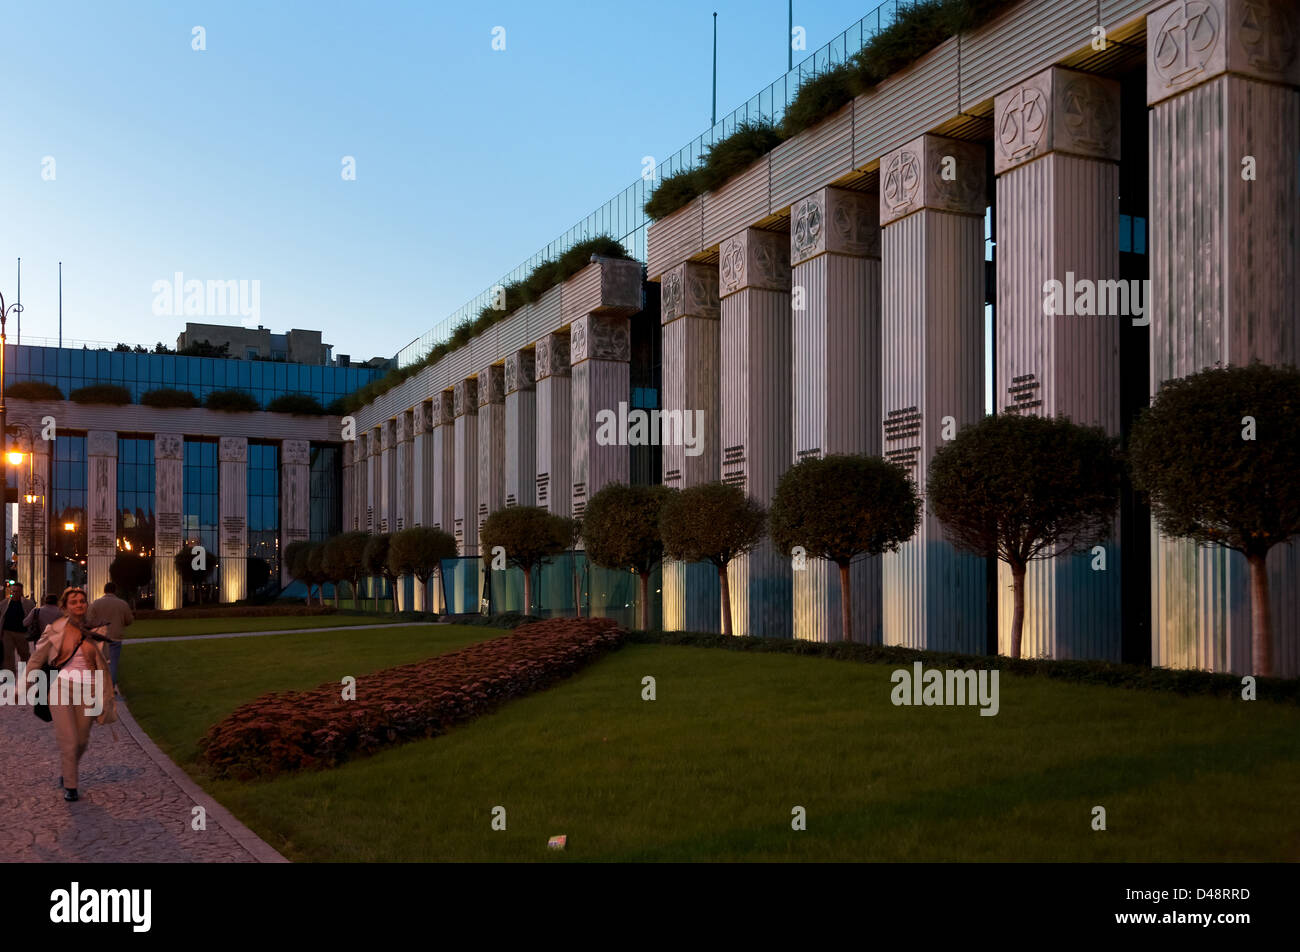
[570,313,631,521]
[365,430,379,533]
[18,433,51,601]
[353,433,369,532]
[218,436,248,603]
[994,65,1123,661]
[504,349,537,507]
[879,133,987,653]
[86,431,118,600]
[660,260,722,632]
[431,391,455,532]
[412,400,432,611]
[719,227,793,638]
[380,420,396,534]
[453,378,479,556]
[534,331,572,517]
[152,434,183,610]
[1147,0,1300,676]
[477,364,506,536]
[280,439,311,587]
[397,410,413,534]
[342,441,355,532]
[790,188,883,643]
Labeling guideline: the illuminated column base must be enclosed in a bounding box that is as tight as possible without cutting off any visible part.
[218,436,248,604]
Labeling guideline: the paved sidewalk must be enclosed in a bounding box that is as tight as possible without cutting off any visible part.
[126,621,445,645]
[0,694,287,863]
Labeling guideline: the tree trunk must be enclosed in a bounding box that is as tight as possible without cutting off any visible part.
[839,561,853,644]
[1010,563,1026,659]
[1248,552,1274,677]
[439,567,450,617]
[638,571,650,630]
[573,559,583,618]
[332,583,339,609]
[719,563,733,637]
[373,576,380,613]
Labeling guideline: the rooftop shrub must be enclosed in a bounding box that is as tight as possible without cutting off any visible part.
[266,393,327,415]
[69,383,132,405]
[5,381,64,401]
[141,388,201,409]
[204,388,260,412]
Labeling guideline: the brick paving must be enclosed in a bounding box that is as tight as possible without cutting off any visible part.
[0,692,286,863]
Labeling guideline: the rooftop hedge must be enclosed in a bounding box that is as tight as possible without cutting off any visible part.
[140,387,201,409]
[267,393,328,415]
[69,384,132,405]
[5,381,64,401]
[644,0,1014,221]
[205,389,261,412]
[340,235,633,414]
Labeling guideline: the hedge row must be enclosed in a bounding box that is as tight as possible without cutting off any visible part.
[197,616,626,778]
[133,604,342,620]
[627,631,1300,703]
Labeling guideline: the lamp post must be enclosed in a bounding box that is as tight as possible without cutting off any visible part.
[0,290,26,544]
[21,473,45,596]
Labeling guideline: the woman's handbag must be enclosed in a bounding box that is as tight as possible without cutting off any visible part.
[32,632,85,723]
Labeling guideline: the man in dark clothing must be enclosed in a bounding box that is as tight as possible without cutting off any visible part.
[23,594,62,638]
[1,582,37,674]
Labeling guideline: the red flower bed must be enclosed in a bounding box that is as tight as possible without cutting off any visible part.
[197,617,625,779]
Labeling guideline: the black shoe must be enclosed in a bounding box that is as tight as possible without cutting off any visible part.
[63,788,78,802]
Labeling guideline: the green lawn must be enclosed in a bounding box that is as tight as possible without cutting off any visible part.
[123,622,1300,862]
[127,612,406,638]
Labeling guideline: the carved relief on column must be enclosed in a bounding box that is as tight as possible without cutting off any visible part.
[718,228,791,296]
[218,436,247,463]
[879,134,987,226]
[281,439,311,580]
[477,365,506,405]
[995,66,1121,174]
[791,187,881,265]
[661,260,721,324]
[534,331,571,379]
[396,411,412,445]
[1147,0,1300,105]
[282,439,310,465]
[570,314,630,364]
[437,390,455,426]
[505,349,536,394]
[454,378,478,416]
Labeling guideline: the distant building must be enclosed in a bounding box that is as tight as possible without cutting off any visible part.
[176,323,332,365]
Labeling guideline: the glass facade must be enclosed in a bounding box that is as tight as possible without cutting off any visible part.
[51,434,88,589]
[7,344,382,407]
[309,445,341,541]
[183,439,219,561]
[117,436,156,558]
[247,442,280,592]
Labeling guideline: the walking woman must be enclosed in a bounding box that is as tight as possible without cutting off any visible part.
[28,587,118,802]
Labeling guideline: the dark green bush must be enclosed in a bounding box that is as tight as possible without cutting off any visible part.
[204,389,260,412]
[696,119,786,193]
[69,384,132,405]
[140,387,200,409]
[267,393,326,415]
[644,168,703,221]
[5,381,64,401]
[782,62,858,138]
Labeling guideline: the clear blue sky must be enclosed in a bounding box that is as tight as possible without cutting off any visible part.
[0,0,877,361]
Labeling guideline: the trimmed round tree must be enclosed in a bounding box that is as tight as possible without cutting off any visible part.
[479,506,570,617]
[284,540,315,604]
[1130,363,1300,677]
[323,531,370,608]
[770,454,921,643]
[582,483,672,630]
[388,526,458,614]
[108,551,153,607]
[659,482,767,637]
[362,533,395,612]
[927,413,1122,660]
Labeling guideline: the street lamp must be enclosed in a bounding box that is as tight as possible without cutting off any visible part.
[16,472,44,595]
[0,288,26,489]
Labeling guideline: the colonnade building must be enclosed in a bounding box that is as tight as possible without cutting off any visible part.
[11,0,1297,677]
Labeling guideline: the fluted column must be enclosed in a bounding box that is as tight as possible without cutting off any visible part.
[1147,0,1300,676]
[431,391,455,532]
[660,260,722,632]
[366,430,379,533]
[790,188,882,643]
[453,378,479,556]
[534,331,572,517]
[994,65,1123,661]
[342,441,355,532]
[218,436,248,603]
[504,349,537,507]
[396,411,413,534]
[380,420,396,534]
[571,314,631,521]
[477,364,506,536]
[719,227,793,638]
[86,431,118,599]
[18,434,51,601]
[879,133,987,653]
[152,434,182,610]
[280,439,311,587]
[412,400,432,611]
